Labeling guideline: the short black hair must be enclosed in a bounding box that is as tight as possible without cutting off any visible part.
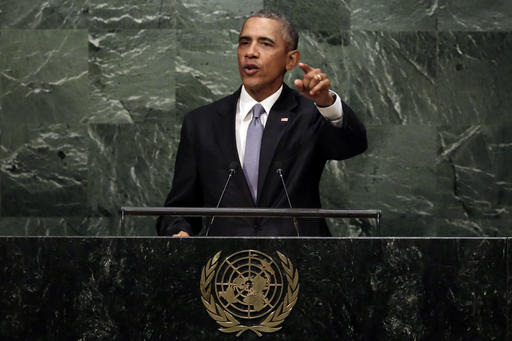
[245,9,299,51]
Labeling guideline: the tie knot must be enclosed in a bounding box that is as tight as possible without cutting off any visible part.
[252,103,265,119]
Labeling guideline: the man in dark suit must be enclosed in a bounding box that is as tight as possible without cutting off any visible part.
[156,9,367,237]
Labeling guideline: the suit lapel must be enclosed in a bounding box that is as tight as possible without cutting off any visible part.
[257,85,298,203]
[213,87,255,205]
[213,90,239,166]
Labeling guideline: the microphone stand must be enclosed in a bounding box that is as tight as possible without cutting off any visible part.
[276,169,300,236]
[205,166,237,236]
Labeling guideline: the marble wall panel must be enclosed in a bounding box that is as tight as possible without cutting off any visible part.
[87,123,178,221]
[435,125,512,236]
[0,216,160,236]
[351,0,438,31]
[0,216,119,236]
[120,216,163,236]
[0,216,158,236]
[88,29,176,124]
[0,0,88,29]
[0,155,2,216]
[440,218,512,238]
[88,0,175,29]
[320,125,440,236]
[343,31,438,125]
[0,29,88,152]
[0,1,511,237]
[0,124,88,216]
[176,0,262,30]
[264,0,350,31]
[439,0,512,31]
[175,29,240,118]
[325,217,378,237]
[0,82,3,163]
[489,126,512,209]
[436,32,512,125]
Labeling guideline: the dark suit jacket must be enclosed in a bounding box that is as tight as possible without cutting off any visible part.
[156,84,367,236]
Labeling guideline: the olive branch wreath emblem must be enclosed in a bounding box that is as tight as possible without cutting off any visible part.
[200,250,300,337]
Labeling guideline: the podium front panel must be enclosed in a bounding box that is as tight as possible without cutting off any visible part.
[0,237,508,340]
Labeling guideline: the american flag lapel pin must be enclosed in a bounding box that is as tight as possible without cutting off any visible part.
[281,117,288,122]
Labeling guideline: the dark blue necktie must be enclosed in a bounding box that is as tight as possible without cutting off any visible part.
[243,103,265,201]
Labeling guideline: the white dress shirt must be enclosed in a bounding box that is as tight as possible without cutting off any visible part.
[235,85,344,164]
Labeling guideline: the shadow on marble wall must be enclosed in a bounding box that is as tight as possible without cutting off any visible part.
[0,0,511,236]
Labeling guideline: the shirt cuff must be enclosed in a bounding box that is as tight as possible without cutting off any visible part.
[315,90,343,125]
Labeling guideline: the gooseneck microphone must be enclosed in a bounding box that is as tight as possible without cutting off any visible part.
[205,161,239,236]
[276,168,300,236]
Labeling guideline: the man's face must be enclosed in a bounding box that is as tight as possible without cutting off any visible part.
[238,17,298,101]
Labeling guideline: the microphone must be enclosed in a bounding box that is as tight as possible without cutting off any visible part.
[205,161,239,236]
[276,167,300,236]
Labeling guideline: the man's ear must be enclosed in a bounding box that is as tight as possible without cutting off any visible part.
[285,50,300,71]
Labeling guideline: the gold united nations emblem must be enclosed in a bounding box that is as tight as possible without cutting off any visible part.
[200,250,299,337]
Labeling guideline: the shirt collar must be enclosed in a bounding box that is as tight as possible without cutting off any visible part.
[239,85,283,120]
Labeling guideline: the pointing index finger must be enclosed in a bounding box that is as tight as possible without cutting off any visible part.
[299,62,313,74]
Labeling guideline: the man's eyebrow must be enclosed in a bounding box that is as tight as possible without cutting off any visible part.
[258,37,275,44]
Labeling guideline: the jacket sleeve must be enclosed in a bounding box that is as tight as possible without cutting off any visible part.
[316,100,367,161]
[156,114,203,236]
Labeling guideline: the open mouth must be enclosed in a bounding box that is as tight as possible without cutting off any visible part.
[243,64,260,74]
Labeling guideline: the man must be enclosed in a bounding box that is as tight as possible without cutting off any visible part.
[156,9,367,237]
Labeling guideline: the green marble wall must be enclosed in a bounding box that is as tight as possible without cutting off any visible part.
[0,1,511,236]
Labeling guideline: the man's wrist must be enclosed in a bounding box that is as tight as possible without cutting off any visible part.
[316,90,343,122]
[316,92,336,108]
